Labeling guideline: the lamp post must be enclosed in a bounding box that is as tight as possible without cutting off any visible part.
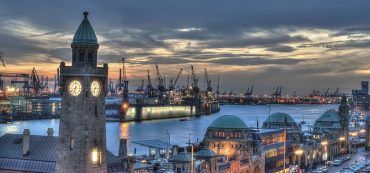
[295,149,304,173]
[339,136,345,156]
[321,140,328,165]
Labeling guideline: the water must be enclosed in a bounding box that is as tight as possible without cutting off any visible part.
[0,104,338,155]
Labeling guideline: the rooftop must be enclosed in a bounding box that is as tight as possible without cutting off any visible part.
[72,11,98,45]
[0,133,125,173]
[264,112,296,124]
[208,115,248,129]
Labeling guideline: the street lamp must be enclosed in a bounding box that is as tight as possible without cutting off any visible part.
[321,140,328,164]
[339,136,346,155]
[295,149,304,172]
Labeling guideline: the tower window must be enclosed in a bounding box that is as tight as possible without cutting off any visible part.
[73,53,76,62]
[91,147,101,166]
[88,52,93,62]
[79,52,85,62]
[70,137,74,150]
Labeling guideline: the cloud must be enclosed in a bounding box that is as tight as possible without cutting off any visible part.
[267,45,296,52]
[1,0,370,94]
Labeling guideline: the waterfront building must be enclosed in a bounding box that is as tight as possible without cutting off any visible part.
[313,95,349,161]
[262,112,301,142]
[256,129,295,173]
[201,115,263,173]
[352,81,370,112]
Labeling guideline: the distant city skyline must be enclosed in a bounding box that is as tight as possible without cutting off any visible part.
[0,0,370,95]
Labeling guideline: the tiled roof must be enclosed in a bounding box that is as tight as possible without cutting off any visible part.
[0,134,126,173]
[72,11,98,45]
[208,115,248,129]
[316,110,340,122]
[264,112,296,123]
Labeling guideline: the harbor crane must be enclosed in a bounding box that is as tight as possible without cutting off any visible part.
[190,65,200,96]
[168,68,182,91]
[245,85,254,98]
[155,65,166,93]
[204,68,212,92]
[146,69,156,97]
[122,58,129,102]
[272,85,282,98]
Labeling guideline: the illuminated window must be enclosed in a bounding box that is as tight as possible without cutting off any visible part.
[70,137,74,150]
[91,147,101,166]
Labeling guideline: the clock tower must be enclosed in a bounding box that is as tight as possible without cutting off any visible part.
[56,11,108,173]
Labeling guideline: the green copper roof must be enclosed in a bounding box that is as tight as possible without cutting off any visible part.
[264,112,295,123]
[316,110,340,122]
[208,115,248,129]
[72,11,98,45]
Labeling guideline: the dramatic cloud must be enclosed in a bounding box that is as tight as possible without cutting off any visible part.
[0,0,370,95]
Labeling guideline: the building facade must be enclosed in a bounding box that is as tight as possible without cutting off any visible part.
[313,96,349,161]
[202,115,263,173]
[56,11,109,173]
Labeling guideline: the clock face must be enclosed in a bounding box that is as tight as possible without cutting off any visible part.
[90,80,101,97]
[68,80,82,96]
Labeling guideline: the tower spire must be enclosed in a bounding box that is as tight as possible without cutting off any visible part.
[83,11,89,20]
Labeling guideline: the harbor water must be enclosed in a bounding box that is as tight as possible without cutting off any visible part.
[0,104,338,155]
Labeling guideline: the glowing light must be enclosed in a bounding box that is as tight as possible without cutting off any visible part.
[321,141,328,146]
[295,149,303,155]
[91,147,101,166]
[339,136,345,141]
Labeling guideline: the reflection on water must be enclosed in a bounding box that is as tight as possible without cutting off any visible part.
[0,104,338,155]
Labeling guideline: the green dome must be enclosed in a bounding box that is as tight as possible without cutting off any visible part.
[264,112,295,123]
[316,110,340,122]
[208,115,248,129]
[72,11,98,45]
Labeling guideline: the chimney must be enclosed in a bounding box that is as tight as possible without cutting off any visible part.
[23,129,30,156]
[47,128,54,136]
[118,138,127,158]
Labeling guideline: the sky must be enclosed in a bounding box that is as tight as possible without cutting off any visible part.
[0,0,370,95]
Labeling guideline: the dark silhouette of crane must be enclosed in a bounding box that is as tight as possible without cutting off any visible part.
[169,68,182,91]
[204,68,212,92]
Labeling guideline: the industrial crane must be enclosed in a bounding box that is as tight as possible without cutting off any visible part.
[169,68,182,91]
[155,65,166,93]
[245,85,254,98]
[204,68,212,92]
[272,85,282,98]
[146,69,155,97]
[122,58,129,102]
[190,65,200,96]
